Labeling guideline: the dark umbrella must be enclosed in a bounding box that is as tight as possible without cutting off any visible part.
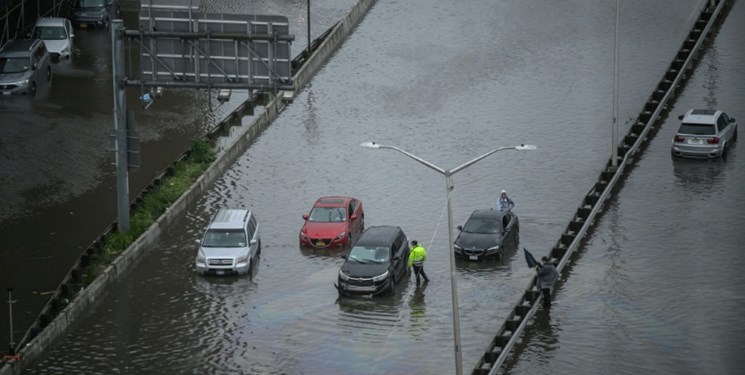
[524,248,539,268]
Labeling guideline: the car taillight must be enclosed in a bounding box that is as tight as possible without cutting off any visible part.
[674,135,685,142]
[706,137,720,144]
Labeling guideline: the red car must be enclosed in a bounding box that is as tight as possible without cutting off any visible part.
[299,196,365,249]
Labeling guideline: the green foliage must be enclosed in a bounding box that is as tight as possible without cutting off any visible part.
[82,139,215,283]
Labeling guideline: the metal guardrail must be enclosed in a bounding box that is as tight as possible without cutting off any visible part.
[471,1,728,374]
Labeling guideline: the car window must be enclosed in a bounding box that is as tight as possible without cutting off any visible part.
[309,207,346,222]
[678,123,715,136]
[0,57,29,73]
[247,218,256,240]
[348,245,388,263]
[202,229,247,247]
[717,115,729,130]
[463,218,501,234]
[33,26,67,40]
[76,0,106,7]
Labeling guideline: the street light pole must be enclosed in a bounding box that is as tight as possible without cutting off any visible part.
[360,142,537,375]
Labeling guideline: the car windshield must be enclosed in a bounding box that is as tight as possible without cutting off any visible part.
[75,0,105,7]
[463,218,501,234]
[348,246,388,263]
[201,229,247,247]
[678,123,716,135]
[308,207,346,222]
[32,26,67,40]
[0,57,29,74]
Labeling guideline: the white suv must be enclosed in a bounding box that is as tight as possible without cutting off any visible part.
[195,209,260,276]
[672,109,737,159]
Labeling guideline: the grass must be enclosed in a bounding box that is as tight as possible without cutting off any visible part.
[83,139,215,285]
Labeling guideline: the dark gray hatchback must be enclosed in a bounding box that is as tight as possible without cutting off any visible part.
[336,226,410,297]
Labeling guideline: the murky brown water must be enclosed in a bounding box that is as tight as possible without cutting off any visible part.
[8,0,745,374]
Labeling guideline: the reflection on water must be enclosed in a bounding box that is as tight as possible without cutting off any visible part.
[671,156,727,194]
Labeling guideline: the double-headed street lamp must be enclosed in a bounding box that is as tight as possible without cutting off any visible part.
[360,141,537,375]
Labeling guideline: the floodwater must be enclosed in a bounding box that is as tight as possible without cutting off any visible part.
[0,0,353,351]
[13,0,745,374]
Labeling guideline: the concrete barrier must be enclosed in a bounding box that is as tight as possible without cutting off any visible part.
[1,0,378,373]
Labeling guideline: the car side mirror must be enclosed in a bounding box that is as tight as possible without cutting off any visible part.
[250,239,257,245]
[302,213,309,220]
[678,115,684,120]
[730,117,736,123]
[457,225,464,231]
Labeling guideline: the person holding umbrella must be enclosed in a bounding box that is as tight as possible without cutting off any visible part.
[536,256,559,309]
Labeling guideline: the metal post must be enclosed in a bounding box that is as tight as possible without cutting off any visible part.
[7,288,15,355]
[112,19,130,232]
[445,171,463,375]
[307,0,311,56]
[611,0,620,167]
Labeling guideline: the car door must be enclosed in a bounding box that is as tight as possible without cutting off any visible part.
[247,213,259,259]
[392,232,407,278]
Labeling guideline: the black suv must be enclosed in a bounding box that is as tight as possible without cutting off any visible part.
[69,0,119,29]
[337,226,410,296]
[0,39,52,97]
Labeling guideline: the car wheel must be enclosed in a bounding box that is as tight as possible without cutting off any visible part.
[29,82,37,98]
[388,277,396,296]
[733,127,738,142]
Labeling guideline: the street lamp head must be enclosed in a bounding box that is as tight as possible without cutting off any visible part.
[516,144,537,151]
[360,141,381,149]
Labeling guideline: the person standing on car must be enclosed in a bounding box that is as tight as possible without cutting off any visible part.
[536,256,559,309]
[497,190,515,212]
[408,240,429,283]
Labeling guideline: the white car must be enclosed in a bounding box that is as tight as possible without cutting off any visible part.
[31,17,74,59]
[671,109,738,159]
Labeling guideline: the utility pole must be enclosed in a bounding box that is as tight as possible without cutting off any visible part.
[6,288,15,355]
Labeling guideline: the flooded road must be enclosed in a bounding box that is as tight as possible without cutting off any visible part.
[0,0,353,350]
[13,0,745,374]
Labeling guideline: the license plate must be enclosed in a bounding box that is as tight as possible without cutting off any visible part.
[316,241,326,247]
[80,23,88,28]
[689,138,703,144]
[1,92,10,96]
[216,270,225,275]
[469,255,478,261]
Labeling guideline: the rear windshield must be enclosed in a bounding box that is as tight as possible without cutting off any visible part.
[202,229,247,247]
[678,123,716,135]
[463,218,501,234]
[0,57,30,74]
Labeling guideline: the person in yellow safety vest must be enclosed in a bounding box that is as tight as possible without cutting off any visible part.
[408,240,430,283]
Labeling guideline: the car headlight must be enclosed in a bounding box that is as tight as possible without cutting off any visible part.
[236,254,248,264]
[196,252,205,264]
[453,244,463,251]
[338,269,350,281]
[372,271,389,282]
[16,79,29,87]
[334,231,347,240]
[487,245,501,252]
[60,46,70,55]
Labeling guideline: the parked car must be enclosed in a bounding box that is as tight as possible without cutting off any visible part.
[453,208,519,261]
[0,39,52,97]
[31,17,74,59]
[195,209,260,276]
[299,196,364,249]
[336,226,410,297]
[69,0,119,29]
[671,109,738,159]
